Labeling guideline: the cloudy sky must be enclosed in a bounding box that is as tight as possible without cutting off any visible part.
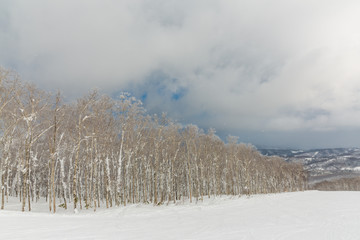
[1,0,360,148]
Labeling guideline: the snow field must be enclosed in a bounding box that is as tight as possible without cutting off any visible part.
[0,191,360,240]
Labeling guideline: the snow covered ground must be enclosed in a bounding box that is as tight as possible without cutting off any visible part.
[1,191,360,240]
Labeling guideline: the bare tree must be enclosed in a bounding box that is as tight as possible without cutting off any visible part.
[14,83,52,211]
[0,68,308,212]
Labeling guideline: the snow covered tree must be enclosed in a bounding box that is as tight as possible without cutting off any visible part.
[0,68,308,212]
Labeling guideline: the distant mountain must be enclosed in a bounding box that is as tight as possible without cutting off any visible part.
[259,148,360,184]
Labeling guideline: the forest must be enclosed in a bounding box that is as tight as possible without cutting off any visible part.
[0,67,307,213]
[312,177,360,191]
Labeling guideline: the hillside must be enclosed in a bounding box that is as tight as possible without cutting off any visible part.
[260,148,360,183]
[1,191,359,240]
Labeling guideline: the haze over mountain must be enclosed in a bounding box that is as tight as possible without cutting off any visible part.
[1,0,360,148]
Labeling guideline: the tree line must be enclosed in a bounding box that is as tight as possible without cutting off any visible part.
[0,67,308,213]
[311,177,360,191]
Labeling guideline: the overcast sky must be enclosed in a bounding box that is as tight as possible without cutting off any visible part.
[1,0,360,149]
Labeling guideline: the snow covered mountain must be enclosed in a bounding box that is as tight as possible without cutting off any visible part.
[259,148,360,183]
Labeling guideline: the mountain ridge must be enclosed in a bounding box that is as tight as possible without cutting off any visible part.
[259,148,360,183]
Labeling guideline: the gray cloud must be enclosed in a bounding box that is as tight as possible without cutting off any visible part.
[1,0,360,147]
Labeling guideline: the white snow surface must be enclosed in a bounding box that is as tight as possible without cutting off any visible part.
[1,191,360,240]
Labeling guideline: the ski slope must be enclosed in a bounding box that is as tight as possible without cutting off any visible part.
[0,191,359,240]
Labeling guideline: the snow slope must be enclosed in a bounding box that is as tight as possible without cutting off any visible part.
[1,191,359,240]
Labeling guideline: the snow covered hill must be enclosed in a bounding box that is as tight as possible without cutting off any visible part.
[1,191,359,240]
[260,148,360,183]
